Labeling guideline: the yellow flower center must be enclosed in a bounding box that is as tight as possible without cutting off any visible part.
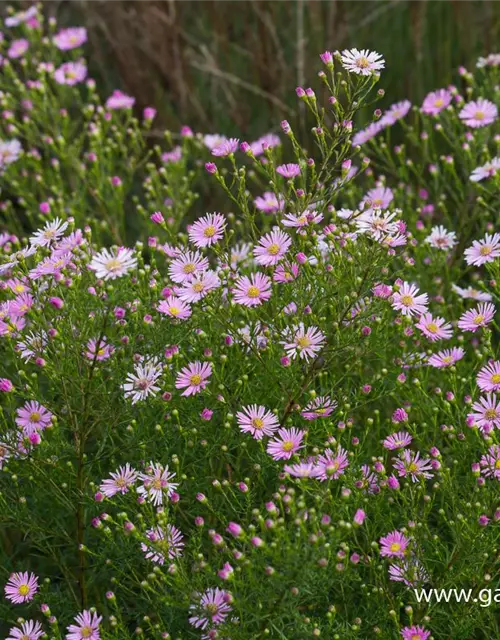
[442,356,453,364]
[81,626,93,638]
[183,263,196,274]
[203,225,216,238]
[296,336,311,348]
[252,418,264,430]
[408,462,419,473]
[205,603,219,615]
[473,315,485,325]
[97,348,105,356]
[169,306,180,316]
[105,258,123,273]
[30,412,41,422]
[356,56,370,68]
[480,245,492,256]
[190,374,202,386]
[495,460,500,469]
[485,409,498,420]
[434,98,444,107]
[475,111,485,120]
[282,440,294,452]
[192,283,204,293]
[247,286,260,298]
[491,374,500,384]
[400,295,414,306]
[427,323,438,333]
[18,584,30,596]
[14,284,25,293]
[151,478,162,490]
[267,243,280,255]
[389,542,401,553]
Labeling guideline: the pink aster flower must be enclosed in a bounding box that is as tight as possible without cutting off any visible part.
[236,404,279,439]
[9,292,34,318]
[283,323,326,361]
[4,571,38,603]
[15,401,52,435]
[254,191,285,214]
[249,133,281,156]
[464,233,500,266]
[53,27,87,50]
[421,88,452,115]
[8,39,29,59]
[282,210,323,227]
[468,394,500,433]
[477,361,500,392]
[391,281,429,316]
[54,61,87,85]
[168,250,209,283]
[233,272,272,306]
[66,610,102,640]
[389,557,429,587]
[266,427,305,460]
[123,359,163,404]
[341,48,385,75]
[177,270,220,303]
[89,247,137,280]
[253,228,291,266]
[379,530,410,558]
[383,431,413,450]
[158,296,192,320]
[401,625,431,640]
[6,620,44,640]
[352,121,385,146]
[479,445,500,479]
[380,100,412,126]
[99,463,138,498]
[452,285,492,302]
[211,137,239,157]
[141,524,184,564]
[85,337,114,361]
[457,302,495,332]
[188,213,226,248]
[276,163,301,178]
[301,395,337,420]
[362,186,393,210]
[415,313,453,341]
[459,98,498,127]
[175,361,212,396]
[189,588,232,630]
[105,90,135,110]
[428,347,465,368]
[425,225,457,251]
[284,461,320,478]
[314,446,349,480]
[470,157,500,182]
[30,217,68,247]
[5,6,39,27]
[137,462,178,506]
[393,449,434,482]
[273,262,299,283]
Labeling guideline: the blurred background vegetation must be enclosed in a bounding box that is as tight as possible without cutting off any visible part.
[17,1,500,137]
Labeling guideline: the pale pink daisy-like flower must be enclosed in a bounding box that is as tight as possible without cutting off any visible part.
[175,361,212,396]
[233,272,272,306]
[105,90,135,110]
[457,302,495,332]
[29,252,73,280]
[341,48,385,75]
[52,229,85,257]
[236,404,279,440]
[452,284,492,302]
[189,588,232,630]
[249,133,281,156]
[355,209,399,240]
[0,441,12,469]
[4,571,38,604]
[267,427,305,460]
[479,445,500,479]
[0,139,22,170]
[89,247,137,280]
[421,88,452,115]
[254,191,285,214]
[253,228,291,266]
[203,134,228,151]
[54,61,87,85]
[16,401,52,435]
[362,186,393,210]
[8,39,29,59]
[188,213,226,248]
[141,524,184,564]
[16,330,48,361]
[123,359,163,404]
[284,461,320,478]
[6,619,44,640]
[391,281,428,316]
[335,207,356,220]
[273,262,299,283]
[282,210,323,228]
[383,431,413,450]
[470,157,500,182]
[352,121,385,146]
[168,250,209,284]
[66,610,102,640]
[428,347,465,368]
[425,225,457,251]
[53,27,87,50]
[301,395,337,420]
[380,100,412,126]
[283,324,326,361]
[211,137,239,157]
[85,337,114,361]
[30,217,68,247]
[229,242,252,267]
[314,446,349,480]
[468,395,500,432]
[459,98,498,127]
[464,233,500,266]
[401,625,431,640]
[276,163,301,178]
[158,296,192,320]
[393,449,433,482]
[477,361,500,392]
[379,530,410,558]
[9,292,34,318]
[177,271,220,303]
[99,463,138,498]
[389,558,429,587]
[5,6,39,27]
[415,313,452,342]
[137,462,178,506]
